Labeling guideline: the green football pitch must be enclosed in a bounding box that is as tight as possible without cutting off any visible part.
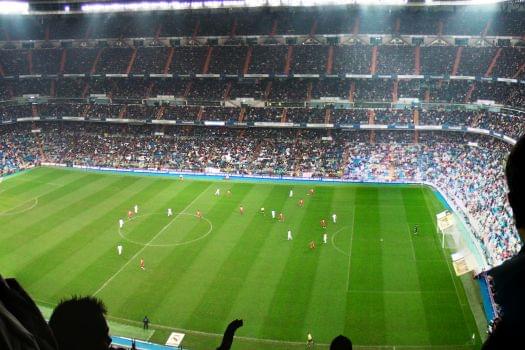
[0,167,485,349]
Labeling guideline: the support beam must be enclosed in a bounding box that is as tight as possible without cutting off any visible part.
[27,50,32,74]
[230,18,237,38]
[155,105,166,120]
[59,48,67,74]
[414,46,421,75]
[392,80,398,103]
[243,46,253,75]
[370,46,378,75]
[118,105,127,119]
[126,48,137,75]
[482,18,492,37]
[91,48,103,74]
[183,81,193,98]
[465,83,476,103]
[163,47,174,74]
[192,20,200,39]
[281,108,288,123]
[394,17,401,34]
[513,62,525,79]
[451,46,463,76]
[309,19,318,37]
[348,81,356,102]
[223,81,233,101]
[202,46,213,74]
[306,81,313,102]
[437,20,443,36]
[197,106,204,121]
[284,46,293,75]
[270,20,278,36]
[352,17,360,35]
[238,107,246,123]
[326,46,334,75]
[264,81,272,101]
[484,48,502,77]
[50,80,56,97]
[324,109,331,124]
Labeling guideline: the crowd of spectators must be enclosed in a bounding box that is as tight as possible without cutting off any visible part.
[0,44,523,80]
[1,121,521,265]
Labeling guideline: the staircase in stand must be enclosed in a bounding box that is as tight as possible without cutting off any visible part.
[465,83,476,103]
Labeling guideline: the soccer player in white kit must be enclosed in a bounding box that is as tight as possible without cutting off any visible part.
[119,219,124,229]
[323,233,328,244]
[134,204,138,214]
[215,188,220,196]
[167,208,173,216]
[289,189,293,197]
[271,210,276,219]
[287,229,293,240]
[117,244,123,255]
[332,213,337,223]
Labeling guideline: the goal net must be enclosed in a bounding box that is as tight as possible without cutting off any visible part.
[436,210,480,275]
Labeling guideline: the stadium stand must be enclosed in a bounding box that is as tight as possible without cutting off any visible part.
[0,3,524,348]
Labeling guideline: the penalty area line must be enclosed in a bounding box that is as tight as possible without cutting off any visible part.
[93,185,211,296]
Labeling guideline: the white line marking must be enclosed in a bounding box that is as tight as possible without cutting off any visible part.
[0,197,39,216]
[93,185,211,296]
[118,212,213,247]
[330,226,349,256]
[345,205,356,292]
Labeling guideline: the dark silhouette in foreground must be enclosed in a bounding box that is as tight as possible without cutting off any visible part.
[483,135,525,349]
[49,296,112,350]
[216,319,243,350]
[330,335,353,349]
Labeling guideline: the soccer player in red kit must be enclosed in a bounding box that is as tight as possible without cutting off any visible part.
[308,188,314,196]
[196,210,202,219]
[278,212,284,222]
[140,258,145,270]
[298,199,304,207]
[239,206,244,215]
[309,241,316,250]
[128,210,133,219]
[320,219,327,228]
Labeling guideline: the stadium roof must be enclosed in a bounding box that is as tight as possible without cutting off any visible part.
[2,0,519,15]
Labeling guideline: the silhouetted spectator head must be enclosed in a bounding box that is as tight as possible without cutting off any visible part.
[49,296,111,350]
[506,134,525,233]
[330,335,352,350]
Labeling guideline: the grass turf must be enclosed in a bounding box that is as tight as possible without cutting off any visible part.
[0,167,483,349]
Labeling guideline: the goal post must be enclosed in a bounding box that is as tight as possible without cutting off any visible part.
[436,210,480,275]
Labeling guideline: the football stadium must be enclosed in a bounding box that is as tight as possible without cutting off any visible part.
[0,0,524,349]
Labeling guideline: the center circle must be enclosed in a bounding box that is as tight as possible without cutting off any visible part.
[118,212,213,247]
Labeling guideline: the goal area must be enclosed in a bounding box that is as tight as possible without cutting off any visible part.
[436,210,484,276]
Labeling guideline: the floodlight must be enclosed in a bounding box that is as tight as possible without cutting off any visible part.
[0,1,29,14]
